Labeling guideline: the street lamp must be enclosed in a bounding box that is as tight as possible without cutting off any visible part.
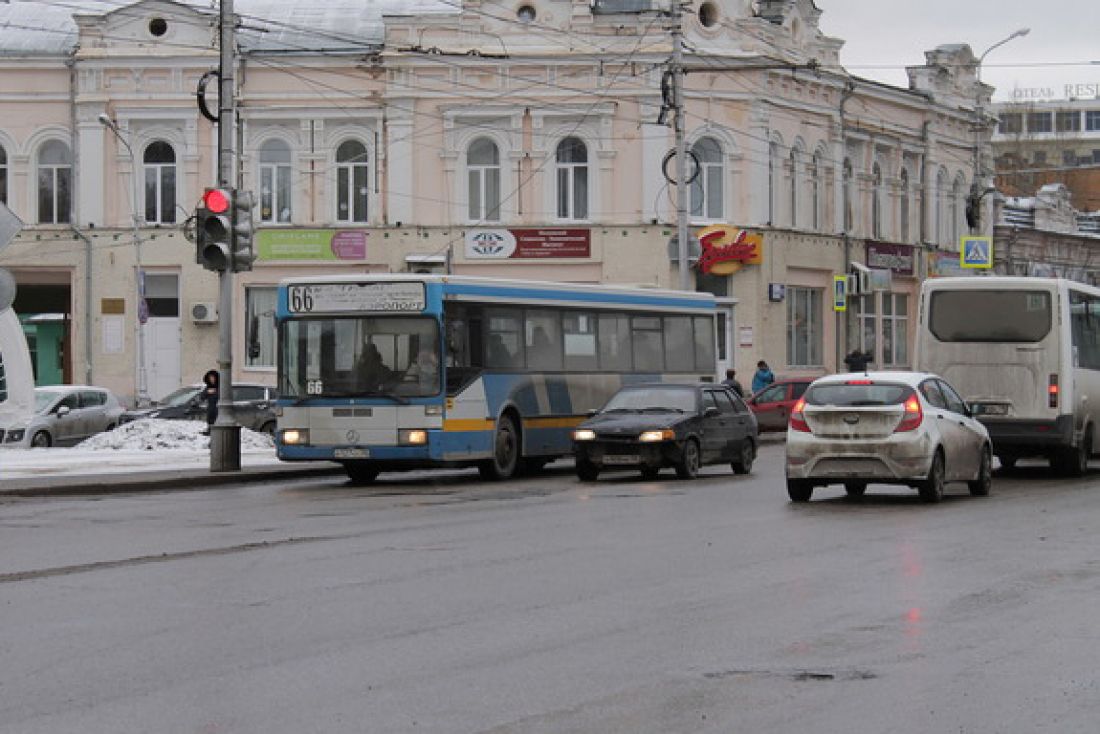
[971,28,1030,233]
[98,113,150,407]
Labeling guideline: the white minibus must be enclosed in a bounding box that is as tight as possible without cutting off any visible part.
[915,276,1100,475]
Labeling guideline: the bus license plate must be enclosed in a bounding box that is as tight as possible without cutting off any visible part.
[603,454,640,465]
[334,448,370,459]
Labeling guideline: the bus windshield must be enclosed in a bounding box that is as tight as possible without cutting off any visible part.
[280,316,440,398]
[928,289,1051,343]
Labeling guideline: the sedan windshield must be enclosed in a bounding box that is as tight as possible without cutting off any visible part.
[805,383,912,407]
[601,387,697,413]
[159,386,202,407]
[280,316,441,399]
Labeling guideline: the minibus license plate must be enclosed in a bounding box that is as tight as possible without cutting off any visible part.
[334,448,370,459]
[976,404,1008,416]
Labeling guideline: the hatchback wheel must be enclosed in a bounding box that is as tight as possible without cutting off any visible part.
[675,439,701,479]
[968,447,992,496]
[787,478,813,503]
[844,481,867,497]
[919,451,945,503]
[31,430,52,448]
[731,440,755,475]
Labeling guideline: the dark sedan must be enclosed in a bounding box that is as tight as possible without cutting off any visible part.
[572,383,758,481]
[119,382,278,434]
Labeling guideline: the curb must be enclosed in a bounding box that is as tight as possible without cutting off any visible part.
[0,463,346,497]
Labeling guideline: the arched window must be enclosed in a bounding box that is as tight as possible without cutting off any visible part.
[810,151,822,231]
[143,141,176,224]
[335,139,369,223]
[871,162,883,239]
[768,141,780,224]
[899,169,910,243]
[0,144,7,205]
[951,176,964,245]
[467,137,500,222]
[935,168,948,244]
[259,139,292,224]
[555,137,588,220]
[690,136,723,220]
[789,148,799,227]
[842,158,853,233]
[37,140,72,224]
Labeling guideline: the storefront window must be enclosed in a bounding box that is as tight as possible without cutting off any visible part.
[882,294,908,367]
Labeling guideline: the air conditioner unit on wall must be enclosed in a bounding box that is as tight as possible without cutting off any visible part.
[848,262,872,296]
[190,302,218,324]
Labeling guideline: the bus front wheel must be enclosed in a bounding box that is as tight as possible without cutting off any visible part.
[479,414,520,481]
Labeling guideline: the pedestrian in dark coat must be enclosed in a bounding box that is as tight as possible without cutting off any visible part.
[843,349,872,373]
[202,369,219,433]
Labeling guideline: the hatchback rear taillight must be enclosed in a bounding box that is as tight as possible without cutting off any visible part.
[789,397,810,432]
[1049,374,1059,408]
[894,394,923,432]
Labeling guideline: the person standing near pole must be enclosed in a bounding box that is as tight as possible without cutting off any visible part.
[202,368,219,436]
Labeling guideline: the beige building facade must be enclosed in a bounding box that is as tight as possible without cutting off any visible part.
[0,0,988,405]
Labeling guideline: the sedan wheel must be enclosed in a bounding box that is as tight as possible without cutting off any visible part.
[640,466,660,480]
[787,478,813,503]
[674,439,701,479]
[576,460,600,482]
[918,451,945,503]
[731,440,755,475]
[968,448,992,496]
[31,430,52,448]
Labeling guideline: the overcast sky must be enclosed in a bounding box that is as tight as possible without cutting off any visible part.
[816,0,1099,102]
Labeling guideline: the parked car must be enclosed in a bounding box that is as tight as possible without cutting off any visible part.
[0,385,124,448]
[745,378,813,432]
[572,383,758,481]
[119,382,278,434]
[784,371,993,503]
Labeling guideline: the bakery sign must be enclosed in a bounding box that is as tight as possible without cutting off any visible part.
[465,228,591,259]
[694,225,763,275]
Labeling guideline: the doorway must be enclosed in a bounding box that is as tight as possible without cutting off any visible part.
[142,273,181,401]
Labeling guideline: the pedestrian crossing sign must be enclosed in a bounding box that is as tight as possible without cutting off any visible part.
[960,235,993,269]
[833,275,847,312]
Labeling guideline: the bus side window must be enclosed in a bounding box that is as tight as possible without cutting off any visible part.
[598,313,631,371]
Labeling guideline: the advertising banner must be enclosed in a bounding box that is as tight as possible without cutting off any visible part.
[465,229,591,259]
[257,229,367,261]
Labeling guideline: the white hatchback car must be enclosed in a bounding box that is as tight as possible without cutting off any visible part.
[785,371,992,503]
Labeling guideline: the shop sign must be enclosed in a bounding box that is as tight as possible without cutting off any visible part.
[865,242,914,276]
[257,229,367,261]
[927,252,968,278]
[465,228,590,259]
[694,225,763,275]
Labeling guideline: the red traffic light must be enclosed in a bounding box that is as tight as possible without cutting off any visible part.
[202,188,231,214]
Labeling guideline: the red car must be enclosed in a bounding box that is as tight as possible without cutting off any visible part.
[746,378,812,432]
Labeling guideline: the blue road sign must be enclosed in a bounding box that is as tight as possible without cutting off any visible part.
[960,236,993,269]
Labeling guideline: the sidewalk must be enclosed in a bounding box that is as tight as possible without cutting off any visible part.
[0,448,344,496]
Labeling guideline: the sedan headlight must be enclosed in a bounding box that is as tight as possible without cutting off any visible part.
[638,429,675,442]
[573,429,597,441]
[280,428,309,445]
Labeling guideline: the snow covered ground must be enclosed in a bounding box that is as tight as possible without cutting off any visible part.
[0,419,280,481]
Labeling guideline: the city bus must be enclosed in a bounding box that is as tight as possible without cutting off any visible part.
[915,276,1100,475]
[275,275,718,483]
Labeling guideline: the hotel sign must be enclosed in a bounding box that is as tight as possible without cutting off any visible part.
[1011,82,1100,101]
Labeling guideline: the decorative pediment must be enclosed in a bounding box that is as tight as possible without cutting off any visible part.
[74,0,216,57]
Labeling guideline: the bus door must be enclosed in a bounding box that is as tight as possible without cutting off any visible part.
[715,298,736,381]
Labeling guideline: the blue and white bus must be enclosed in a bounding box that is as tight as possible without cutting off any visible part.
[275,275,718,483]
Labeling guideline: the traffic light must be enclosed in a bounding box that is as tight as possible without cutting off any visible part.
[196,187,232,272]
[231,189,256,272]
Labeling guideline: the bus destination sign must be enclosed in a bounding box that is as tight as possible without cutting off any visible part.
[288,282,426,314]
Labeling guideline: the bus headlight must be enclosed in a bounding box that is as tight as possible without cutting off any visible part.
[280,428,309,445]
[573,429,596,441]
[638,429,675,442]
[399,429,428,446]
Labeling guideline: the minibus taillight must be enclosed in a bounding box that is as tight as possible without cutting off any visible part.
[1049,374,1059,408]
[894,394,923,433]
[789,397,811,432]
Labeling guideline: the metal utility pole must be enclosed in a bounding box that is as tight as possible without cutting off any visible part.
[671,1,690,291]
[210,0,241,472]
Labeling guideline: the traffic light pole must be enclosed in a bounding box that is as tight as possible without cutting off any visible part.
[211,0,241,472]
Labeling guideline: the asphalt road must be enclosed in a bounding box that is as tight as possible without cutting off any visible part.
[1,443,1098,733]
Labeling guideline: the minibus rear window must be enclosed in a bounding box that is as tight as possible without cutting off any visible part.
[929,290,1051,343]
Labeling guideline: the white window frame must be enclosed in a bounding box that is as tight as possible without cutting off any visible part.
[466,137,501,223]
[787,286,823,368]
[37,140,72,225]
[245,286,278,370]
[690,136,724,222]
[335,139,370,224]
[143,140,176,225]
[258,139,293,225]
[554,136,589,221]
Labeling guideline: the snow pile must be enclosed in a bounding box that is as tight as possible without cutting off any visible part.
[79,419,275,452]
